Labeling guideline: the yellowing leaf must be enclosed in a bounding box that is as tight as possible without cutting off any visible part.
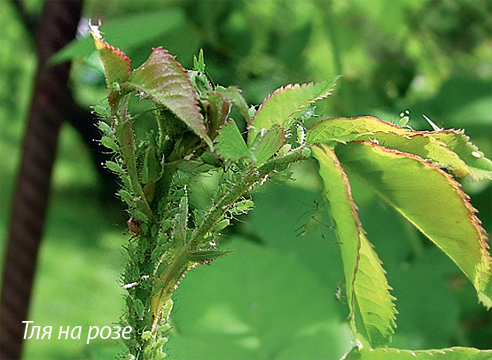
[336,141,492,308]
[127,48,212,148]
[343,346,492,360]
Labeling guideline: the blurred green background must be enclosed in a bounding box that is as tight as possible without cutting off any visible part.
[1,0,491,359]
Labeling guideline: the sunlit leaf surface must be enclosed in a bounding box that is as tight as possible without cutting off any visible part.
[336,142,492,308]
[311,144,396,348]
[127,48,212,147]
[215,120,253,162]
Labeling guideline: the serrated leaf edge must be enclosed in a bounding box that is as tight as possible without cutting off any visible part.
[344,141,492,308]
[128,47,212,148]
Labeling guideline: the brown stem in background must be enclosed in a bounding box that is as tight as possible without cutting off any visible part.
[0,1,83,359]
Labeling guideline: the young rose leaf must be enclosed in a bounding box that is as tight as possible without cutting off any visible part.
[354,233,397,348]
[89,29,131,91]
[336,142,492,308]
[215,120,254,162]
[356,132,471,179]
[310,144,396,348]
[248,77,339,145]
[252,126,286,167]
[214,85,251,124]
[126,47,212,148]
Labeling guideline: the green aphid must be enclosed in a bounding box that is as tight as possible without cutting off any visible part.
[398,110,410,128]
[133,299,145,320]
[101,136,119,152]
[97,121,114,136]
[105,160,125,174]
[423,114,442,132]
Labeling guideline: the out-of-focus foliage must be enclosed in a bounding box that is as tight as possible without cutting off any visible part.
[1,0,490,359]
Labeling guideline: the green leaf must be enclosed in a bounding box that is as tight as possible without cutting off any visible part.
[202,91,232,141]
[252,126,286,167]
[173,190,189,248]
[309,145,359,320]
[306,116,405,146]
[90,30,131,90]
[248,77,339,145]
[310,144,396,348]
[151,246,233,331]
[343,346,492,360]
[126,47,212,148]
[215,120,254,162]
[356,132,471,179]
[336,141,492,308]
[214,86,251,123]
[186,249,235,265]
[307,117,492,181]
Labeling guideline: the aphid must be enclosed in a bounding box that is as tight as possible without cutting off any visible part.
[296,198,332,236]
[127,217,141,236]
[88,20,103,38]
[123,282,138,290]
[369,137,379,145]
[396,110,414,130]
[296,123,306,145]
[105,160,125,174]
